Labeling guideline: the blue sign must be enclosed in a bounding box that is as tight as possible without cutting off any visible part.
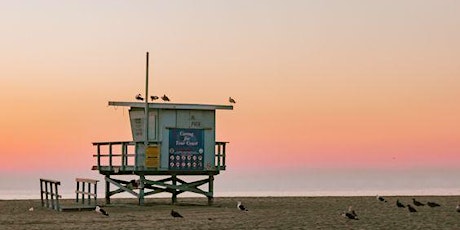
[168,128,204,170]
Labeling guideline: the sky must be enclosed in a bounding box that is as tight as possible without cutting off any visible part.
[1,0,459,196]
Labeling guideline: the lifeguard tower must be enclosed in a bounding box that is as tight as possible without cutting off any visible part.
[92,53,233,205]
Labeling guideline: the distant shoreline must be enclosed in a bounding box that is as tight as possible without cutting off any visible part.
[2,194,460,202]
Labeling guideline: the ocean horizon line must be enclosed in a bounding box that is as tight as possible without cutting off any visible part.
[2,188,459,200]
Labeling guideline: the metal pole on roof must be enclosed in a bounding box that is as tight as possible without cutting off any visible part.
[145,52,149,146]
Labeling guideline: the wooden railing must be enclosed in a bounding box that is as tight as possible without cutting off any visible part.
[75,178,99,206]
[40,179,62,211]
[92,141,228,171]
[215,142,227,170]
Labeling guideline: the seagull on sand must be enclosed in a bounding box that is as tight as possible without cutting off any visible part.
[135,94,144,101]
[396,199,405,208]
[376,195,387,202]
[456,203,460,212]
[229,97,236,104]
[161,94,170,101]
[426,201,441,207]
[28,207,34,211]
[407,204,417,213]
[171,210,183,218]
[341,211,359,220]
[95,206,109,216]
[150,95,159,101]
[412,198,425,206]
[237,201,248,211]
[345,205,359,220]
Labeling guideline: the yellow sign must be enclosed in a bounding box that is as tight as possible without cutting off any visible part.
[145,145,160,168]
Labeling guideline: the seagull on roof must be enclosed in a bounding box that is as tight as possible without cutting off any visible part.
[407,204,417,212]
[171,209,183,218]
[377,195,387,202]
[237,201,248,211]
[95,205,109,216]
[396,199,405,208]
[150,95,159,101]
[229,97,236,104]
[412,198,425,206]
[135,94,144,101]
[161,94,170,101]
[427,201,441,207]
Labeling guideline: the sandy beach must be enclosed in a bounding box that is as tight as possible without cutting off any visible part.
[1,196,460,229]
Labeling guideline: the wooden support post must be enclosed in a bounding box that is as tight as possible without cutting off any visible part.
[109,143,113,171]
[94,182,98,205]
[54,182,60,211]
[208,175,214,206]
[139,174,145,205]
[50,184,55,209]
[76,181,80,202]
[97,144,101,169]
[105,175,111,204]
[88,183,92,205]
[172,174,177,204]
[45,182,49,208]
[40,180,44,207]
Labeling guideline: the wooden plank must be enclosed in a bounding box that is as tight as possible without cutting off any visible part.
[75,190,97,197]
[40,179,61,185]
[75,178,99,184]
[60,205,97,212]
[108,101,233,110]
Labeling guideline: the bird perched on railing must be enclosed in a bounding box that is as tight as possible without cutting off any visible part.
[150,95,159,101]
[135,94,144,101]
[161,94,170,101]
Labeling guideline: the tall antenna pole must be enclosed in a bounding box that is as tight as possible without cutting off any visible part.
[145,52,149,146]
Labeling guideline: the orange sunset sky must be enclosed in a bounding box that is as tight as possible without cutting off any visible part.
[1,1,459,194]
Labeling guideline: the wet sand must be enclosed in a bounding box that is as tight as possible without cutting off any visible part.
[1,196,460,229]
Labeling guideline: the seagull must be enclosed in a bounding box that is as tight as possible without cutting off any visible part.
[427,201,441,207]
[237,201,248,211]
[456,203,460,212]
[229,97,236,104]
[28,207,34,211]
[376,195,387,202]
[347,206,357,217]
[407,204,417,212]
[171,209,183,218]
[412,198,425,206]
[161,94,170,101]
[150,95,159,101]
[95,205,109,216]
[342,212,359,220]
[396,199,405,208]
[135,94,144,101]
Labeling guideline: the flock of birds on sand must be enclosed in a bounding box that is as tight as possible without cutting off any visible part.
[341,195,460,221]
[134,94,236,104]
[92,201,248,218]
